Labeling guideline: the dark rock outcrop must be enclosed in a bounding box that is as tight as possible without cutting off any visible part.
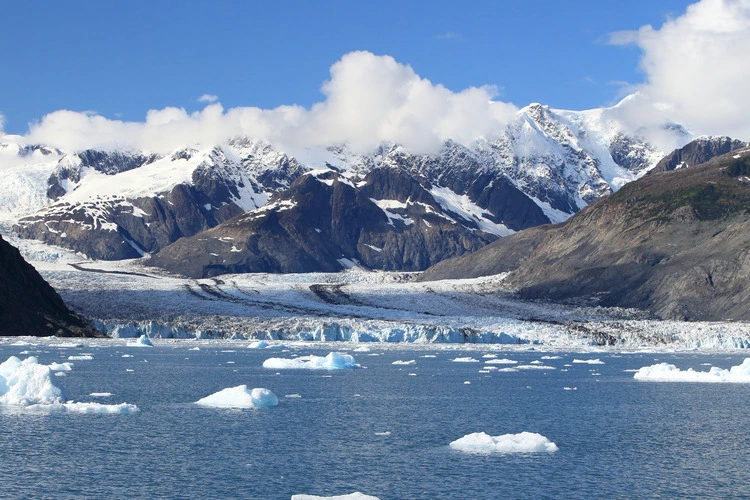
[421,148,750,321]
[651,136,747,174]
[0,235,102,337]
[148,169,499,278]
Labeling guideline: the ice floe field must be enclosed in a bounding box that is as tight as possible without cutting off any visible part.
[2,337,750,499]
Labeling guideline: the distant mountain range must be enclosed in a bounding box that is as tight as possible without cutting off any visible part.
[421,141,750,321]
[1,95,694,276]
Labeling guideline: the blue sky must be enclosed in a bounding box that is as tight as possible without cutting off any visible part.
[1,0,695,135]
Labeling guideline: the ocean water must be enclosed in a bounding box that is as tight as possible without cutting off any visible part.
[2,342,750,499]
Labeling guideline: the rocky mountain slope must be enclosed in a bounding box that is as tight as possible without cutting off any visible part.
[3,95,690,272]
[421,145,750,321]
[0,234,101,336]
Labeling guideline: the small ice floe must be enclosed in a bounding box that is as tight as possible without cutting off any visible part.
[497,368,519,373]
[189,347,201,351]
[285,394,302,399]
[563,387,577,391]
[67,355,93,361]
[572,359,604,365]
[517,364,556,370]
[485,359,518,365]
[248,341,269,349]
[449,432,558,453]
[482,354,498,359]
[374,431,391,436]
[262,352,360,370]
[292,493,380,500]
[464,381,471,385]
[421,355,436,358]
[127,335,153,347]
[49,362,73,372]
[30,402,140,414]
[122,354,134,358]
[541,356,562,360]
[196,385,278,408]
[353,346,371,352]
[392,360,416,365]
[634,358,750,383]
[452,357,479,363]
[90,392,113,397]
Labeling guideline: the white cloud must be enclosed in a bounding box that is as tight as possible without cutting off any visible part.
[612,0,750,140]
[197,94,218,104]
[19,51,518,155]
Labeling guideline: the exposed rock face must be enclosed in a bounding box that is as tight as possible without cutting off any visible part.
[147,169,499,277]
[651,136,747,174]
[14,142,306,260]
[421,147,750,321]
[0,235,102,337]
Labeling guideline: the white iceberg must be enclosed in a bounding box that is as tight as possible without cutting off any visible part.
[0,356,66,405]
[248,340,269,349]
[449,431,559,453]
[127,335,153,347]
[196,385,279,408]
[0,356,138,413]
[634,358,750,383]
[292,493,379,500]
[392,360,416,365]
[572,359,604,365]
[452,357,480,363]
[263,352,360,370]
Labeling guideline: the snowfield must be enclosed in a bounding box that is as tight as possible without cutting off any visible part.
[6,233,750,349]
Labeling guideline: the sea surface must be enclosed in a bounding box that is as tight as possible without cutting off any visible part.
[1,341,749,499]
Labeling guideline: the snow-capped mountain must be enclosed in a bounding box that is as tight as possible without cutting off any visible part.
[2,95,692,271]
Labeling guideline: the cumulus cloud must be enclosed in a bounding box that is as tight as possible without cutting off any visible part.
[20,51,518,155]
[197,94,218,103]
[612,0,750,140]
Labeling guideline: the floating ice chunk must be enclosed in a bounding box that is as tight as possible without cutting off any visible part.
[128,335,153,347]
[353,346,371,352]
[482,354,498,359]
[196,385,279,408]
[28,402,140,414]
[573,359,604,365]
[498,368,519,372]
[49,362,73,372]
[485,359,518,365]
[374,431,391,436]
[541,356,562,360]
[421,355,436,358]
[452,357,479,363]
[189,347,201,351]
[564,387,577,391]
[122,354,134,358]
[449,432,558,453]
[263,352,360,370]
[634,359,750,383]
[0,356,66,405]
[392,360,416,365]
[292,493,380,500]
[517,364,556,370]
[285,394,302,399]
[248,341,269,349]
[90,392,113,397]
[68,355,93,361]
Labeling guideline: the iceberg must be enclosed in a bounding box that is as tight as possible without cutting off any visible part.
[291,493,379,500]
[449,431,559,453]
[0,356,138,413]
[127,335,153,347]
[263,352,360,370]
[452,357,480,363]
[49,362,74,372]
[0,356,66,405]
[485,359,518,365]
[68,355,93,361]
[196,385,279,408]
[248,340,269,349]
[634,358,750,383]
[392,360,416,365]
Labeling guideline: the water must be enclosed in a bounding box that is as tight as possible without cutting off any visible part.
[2,343,750,499]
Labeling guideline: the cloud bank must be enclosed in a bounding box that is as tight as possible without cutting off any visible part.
[613,0,750,140]
[19,51,517,155]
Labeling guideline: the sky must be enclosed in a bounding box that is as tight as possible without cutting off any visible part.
[2,0,749,152]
